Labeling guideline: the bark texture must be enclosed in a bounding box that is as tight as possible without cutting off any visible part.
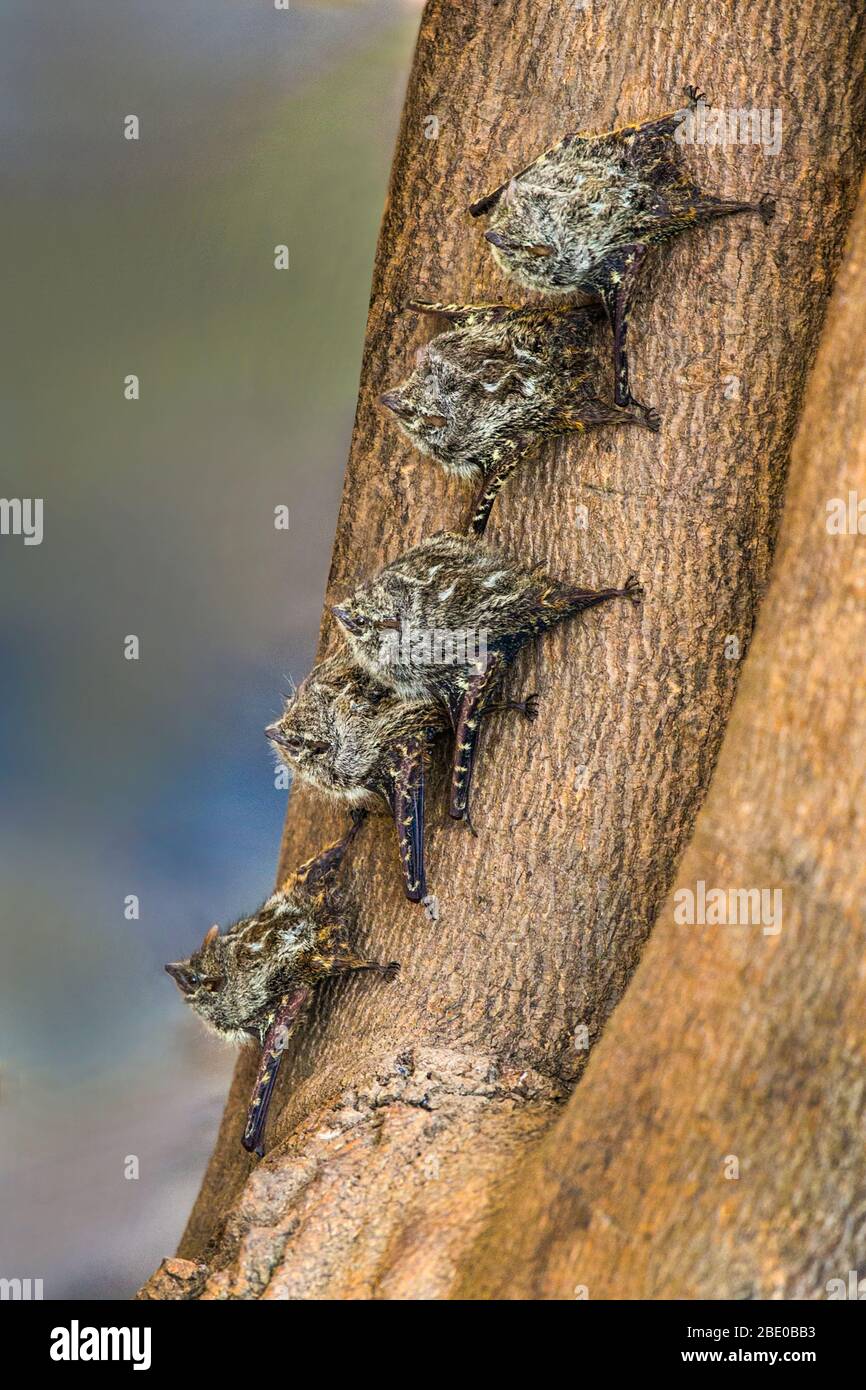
[456,175,866,1301]
[140,0,866,1299]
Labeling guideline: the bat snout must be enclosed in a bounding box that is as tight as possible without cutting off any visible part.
[379,391,411,418]
[165,961,195,995]
[484,230,512,251]
[330,604,360,635]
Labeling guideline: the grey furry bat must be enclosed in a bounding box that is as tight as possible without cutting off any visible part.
[380,300,658,534]
[265,654,450,903]
[470,86,775,415]
[165,813,397,1157]
[331,531,642,826]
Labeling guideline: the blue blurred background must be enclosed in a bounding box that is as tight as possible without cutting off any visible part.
[0,0,419,1298]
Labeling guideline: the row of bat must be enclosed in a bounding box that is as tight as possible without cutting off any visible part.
[167,531,643,1153]
[379,85,772,536]
[166,86,775,1154]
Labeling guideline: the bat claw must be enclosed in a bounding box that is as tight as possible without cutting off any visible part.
[381,960,401,981]
[624,574,645,603]
[421,893,440,923]
[521,693,540,722]
[757,193,776,226]
[621,392,659,430]
[686,84,708,107]
[241,1128,266,1158]
[450,804,479,836]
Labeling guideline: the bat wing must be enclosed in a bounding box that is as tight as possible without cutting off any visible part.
[467,435,540,537]
[242,987,310,1157]
[449,652,506,823]
[384,736,429,903]
[469,101,694,217]
[468,127,621,218]
[529,575,641,637]
[468,140,572,217]
[288,811,366,893]
[407,299,521,327]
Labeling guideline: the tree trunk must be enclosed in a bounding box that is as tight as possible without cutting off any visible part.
[455,173,866,1301]
[139,0,866,1300]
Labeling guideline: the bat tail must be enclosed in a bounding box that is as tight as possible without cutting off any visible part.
[290,810,367,892]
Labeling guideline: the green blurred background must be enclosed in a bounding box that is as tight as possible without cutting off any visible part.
[0,0,419,1298]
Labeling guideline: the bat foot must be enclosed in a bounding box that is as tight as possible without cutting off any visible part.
[623,574,645,603]
[450,805,479,837]
[493,693,540,721]
[756,193,776,226]
[519,692,540,722]
[685,84,708,107]
[619,392,659,430]
[380,960,401,981]
[421,893,440,923]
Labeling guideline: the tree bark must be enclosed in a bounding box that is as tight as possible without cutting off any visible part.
[140,0,866,1299]
[455,173,866,1301]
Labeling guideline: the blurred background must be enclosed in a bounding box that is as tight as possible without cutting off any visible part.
[0,0,419,1298]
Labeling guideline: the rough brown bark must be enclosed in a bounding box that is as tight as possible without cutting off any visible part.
[456,174,866,1302]
[140,0,866,1299]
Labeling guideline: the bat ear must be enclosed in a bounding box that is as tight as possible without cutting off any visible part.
[414,345,427,367]
[503,177,520,206]
[202,923,220,949]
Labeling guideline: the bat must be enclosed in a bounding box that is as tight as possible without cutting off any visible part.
[380,300,658,533]
[331,531,643,827]
[265,654,450,902]
[470,86,774,417]
[165,813,398,1156]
